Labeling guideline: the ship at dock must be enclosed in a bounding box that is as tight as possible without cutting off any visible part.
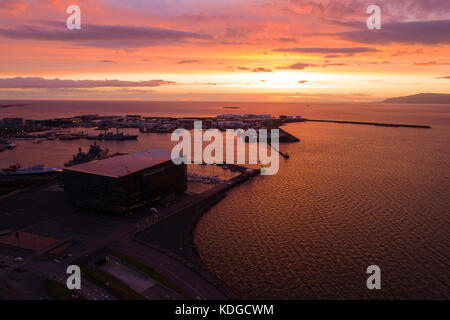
[0,139,17,151]
[64,142,109,167]
[0,164,59,176]
[87,128,138,141]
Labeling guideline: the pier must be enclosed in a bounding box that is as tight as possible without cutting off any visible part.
[303,119,431,129]
[267,142,290,159]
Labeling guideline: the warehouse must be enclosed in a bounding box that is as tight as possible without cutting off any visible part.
[62,150,187,214]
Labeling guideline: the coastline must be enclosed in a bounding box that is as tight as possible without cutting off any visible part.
[134,166,260,299]
[0,104,27,109]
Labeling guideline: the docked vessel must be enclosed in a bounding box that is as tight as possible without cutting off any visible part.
[59,134,81,141]
[64,142,108,167]
[0,164,58,176]
[87,134,99,140]
[47,135,57,141]
[102,131,138,140]
[0,139,17,149]
[89,128,138,140]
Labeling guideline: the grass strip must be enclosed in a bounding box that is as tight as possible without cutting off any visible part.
[81,265,146,300]
[44,279,85,300]
[110,250,192,299]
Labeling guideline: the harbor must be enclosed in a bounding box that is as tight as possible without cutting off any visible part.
[0,106,444,300]
[0,110,434,194]
[0,109,284,298]
[0,147,260,299]
[1,0,450,304]
[0,112,302,182]
[0,112,432,147]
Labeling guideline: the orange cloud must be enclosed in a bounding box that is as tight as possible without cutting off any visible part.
[0,0,28,15]
[0,0,449,100]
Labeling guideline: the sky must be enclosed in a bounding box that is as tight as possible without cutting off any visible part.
[0,0,449,102]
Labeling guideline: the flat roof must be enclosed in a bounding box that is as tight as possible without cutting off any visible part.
[0,231,61,252]
[65,149,173,178]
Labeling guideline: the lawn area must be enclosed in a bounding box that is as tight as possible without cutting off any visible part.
[44,279,85,300]
[110,250,192,299]
[81,265,146,300]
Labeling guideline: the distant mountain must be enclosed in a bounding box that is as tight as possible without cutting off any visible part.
[382,93,450,104]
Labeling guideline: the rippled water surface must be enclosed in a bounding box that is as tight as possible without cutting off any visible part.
[2,101,449,298]
[193,105,450,299]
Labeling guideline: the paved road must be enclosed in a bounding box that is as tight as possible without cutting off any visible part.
[0,253,114,300]
[118,242,229,300]
[0,183,233,300]
[28,260,114,300]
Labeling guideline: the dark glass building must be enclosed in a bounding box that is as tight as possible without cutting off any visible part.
[62,150,186,214]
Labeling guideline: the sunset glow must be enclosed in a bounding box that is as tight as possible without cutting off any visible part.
[0,0,449,101]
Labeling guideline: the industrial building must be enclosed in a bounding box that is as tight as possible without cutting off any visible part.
[2,118,24,127]
[62,150,187,214]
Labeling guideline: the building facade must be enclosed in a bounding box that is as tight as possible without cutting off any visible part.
[62,150,187,214]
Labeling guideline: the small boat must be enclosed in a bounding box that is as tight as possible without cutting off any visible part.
[59,134,80,141]
[87,134,99,140]
[0,140,17,149]
[0,164,58,176]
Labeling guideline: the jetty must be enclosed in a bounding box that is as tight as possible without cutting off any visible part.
[303,119,431,129]
[267,142,290,159]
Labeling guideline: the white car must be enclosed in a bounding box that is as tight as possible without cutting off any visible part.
[14,257,24,262]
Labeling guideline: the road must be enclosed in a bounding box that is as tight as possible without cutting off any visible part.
[0,183,234,300]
